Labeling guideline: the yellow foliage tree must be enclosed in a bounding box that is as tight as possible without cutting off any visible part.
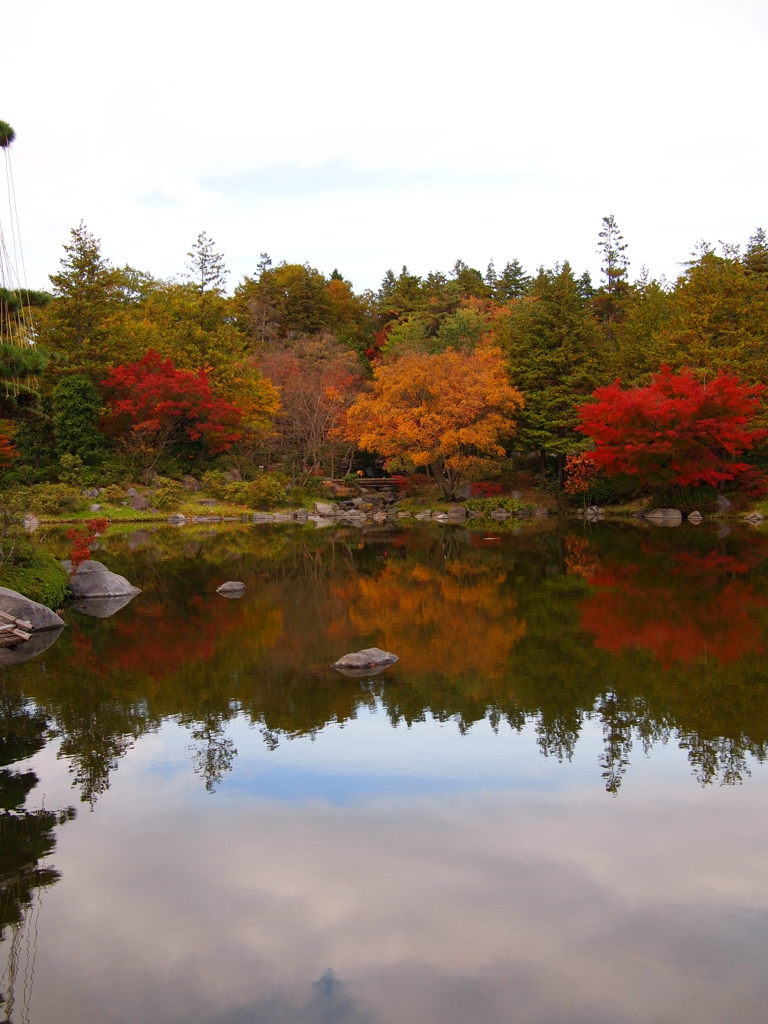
[344,346,523,497]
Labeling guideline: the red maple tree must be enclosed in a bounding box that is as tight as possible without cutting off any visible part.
[101,351,241,459]
[576,365,766,490]
[66,518,109,573]
[0,434,18,467]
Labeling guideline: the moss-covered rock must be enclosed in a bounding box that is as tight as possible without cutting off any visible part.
[0,551,69,608]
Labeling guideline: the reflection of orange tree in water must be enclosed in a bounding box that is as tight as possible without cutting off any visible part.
[9,527,768,800]
[333,559,525,684]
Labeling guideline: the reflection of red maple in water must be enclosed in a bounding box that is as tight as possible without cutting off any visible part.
[581,579,765,668]
[578,542,768,668]
[68,592,282,683]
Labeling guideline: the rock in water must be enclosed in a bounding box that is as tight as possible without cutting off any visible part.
[0,628,64,666]
[687,511,704,524]
[645,508,683,526]
[216,581,246,597]
[62,560,141,599]
[744,512,765,525]
[23,514,40,533]
[332,647,399,677]
[0,587,65,631]
[314,502,336,517]
[70,594,139,618]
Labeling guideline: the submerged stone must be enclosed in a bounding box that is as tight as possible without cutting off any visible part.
[332,647,399,677]
[646,508,683,526]
[217,581,246,597]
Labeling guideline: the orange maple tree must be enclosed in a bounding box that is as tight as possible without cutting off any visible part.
[344,346,523,498]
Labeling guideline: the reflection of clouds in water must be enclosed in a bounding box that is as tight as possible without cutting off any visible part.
[209,970,369,1024]
[25,767,768,1024]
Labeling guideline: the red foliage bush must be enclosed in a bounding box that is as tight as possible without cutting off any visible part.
[102,351,241,456]
[0,434,18,467]
[66,518,109,573]
[577,365,766,490]
[470,482,504,497]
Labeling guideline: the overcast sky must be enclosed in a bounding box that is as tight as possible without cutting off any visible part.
[2,0,767,293]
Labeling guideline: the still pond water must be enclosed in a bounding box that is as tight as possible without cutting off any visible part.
[1,519,768,1024]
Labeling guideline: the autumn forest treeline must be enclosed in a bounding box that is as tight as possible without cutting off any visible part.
[2,216,768,503]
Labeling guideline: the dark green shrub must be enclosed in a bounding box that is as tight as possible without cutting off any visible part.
[100,484,125,504]
[223,481,251,504]
[653,486,720,515]
[0,550,69,608]
[248,475,287,510]
[95,456,133,485]
[151,482,185,511]
[58,453,85,486]
[28,483,83,515]
[101,485,124,503]
[13,414,56,469]
[201,470,228,500]
[301,476,328,497]
[2,463,35,486]
[288,485,308,504]
[585,473,642,506]
[464,497,534,515]
[52,376,104,461]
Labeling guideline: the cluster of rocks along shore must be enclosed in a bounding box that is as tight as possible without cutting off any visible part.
[577,495,766,526]
[161,493,553,527]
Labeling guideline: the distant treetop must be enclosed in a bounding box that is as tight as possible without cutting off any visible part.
[0,120,16,148]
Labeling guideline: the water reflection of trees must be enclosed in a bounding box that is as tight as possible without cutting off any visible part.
[3,523,768,799]
[0,696,75,1020]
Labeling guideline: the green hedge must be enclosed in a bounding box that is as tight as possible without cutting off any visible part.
[463,497,536,515]
[0,550,69,608]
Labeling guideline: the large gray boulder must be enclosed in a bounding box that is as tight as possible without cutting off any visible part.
[62,560,141,600]
[0,587,65,631]
[332,647,399,677]
[314,502,336,517]
[717,495,733,512]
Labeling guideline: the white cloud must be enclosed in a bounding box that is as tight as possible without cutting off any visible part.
[25,718,768,1024]
[2,0,766,290]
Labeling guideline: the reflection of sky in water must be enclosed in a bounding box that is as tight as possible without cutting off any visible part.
[19,711,768,1024]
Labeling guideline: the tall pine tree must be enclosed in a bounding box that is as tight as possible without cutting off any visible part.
[497,263,604,484]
